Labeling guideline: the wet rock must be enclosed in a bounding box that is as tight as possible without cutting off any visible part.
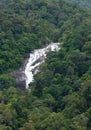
[13,70,26,89]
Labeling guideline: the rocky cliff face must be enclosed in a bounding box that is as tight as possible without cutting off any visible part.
[13,54,30,89]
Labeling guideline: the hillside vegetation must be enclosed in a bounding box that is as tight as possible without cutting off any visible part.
[0,0,91,130]
[66,0,91,9]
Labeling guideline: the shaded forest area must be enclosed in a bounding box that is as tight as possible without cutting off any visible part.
[0,0,91,130]
[65,0,91,9]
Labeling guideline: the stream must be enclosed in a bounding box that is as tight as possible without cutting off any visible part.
[25,42,60,89]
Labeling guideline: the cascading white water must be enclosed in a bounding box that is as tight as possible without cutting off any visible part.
[25,42,60,89]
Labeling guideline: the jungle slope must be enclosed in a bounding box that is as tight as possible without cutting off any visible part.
[0,0,91,130]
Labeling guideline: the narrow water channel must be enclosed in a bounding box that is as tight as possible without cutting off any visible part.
[25,42,60,89]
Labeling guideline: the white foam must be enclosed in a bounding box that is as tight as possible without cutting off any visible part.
[25,42,60,89]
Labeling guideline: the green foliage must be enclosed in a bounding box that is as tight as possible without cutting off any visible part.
[0,74,15,89]
[65,0,91,9]
[0,0,91,130]
[0,0,89,74]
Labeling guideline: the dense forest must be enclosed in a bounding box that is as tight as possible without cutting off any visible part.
[0,0,91,129]
[66,0,91,9]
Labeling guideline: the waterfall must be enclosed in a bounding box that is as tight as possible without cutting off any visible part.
[25,42,60,89]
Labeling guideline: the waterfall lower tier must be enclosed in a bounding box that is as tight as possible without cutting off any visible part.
[25,42,60,89]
